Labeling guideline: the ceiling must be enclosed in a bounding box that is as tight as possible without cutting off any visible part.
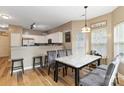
[0,6,118,31]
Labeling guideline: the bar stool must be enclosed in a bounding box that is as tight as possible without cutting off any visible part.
[44,55,48,67]
[11,58,24,76]
[33,56,42,69]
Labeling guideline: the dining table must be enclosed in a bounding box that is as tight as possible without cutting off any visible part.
[54,54,101,86]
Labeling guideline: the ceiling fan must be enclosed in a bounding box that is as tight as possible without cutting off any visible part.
[30,22,36,30]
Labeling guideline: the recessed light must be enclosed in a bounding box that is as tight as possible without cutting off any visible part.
[0,14,10,19]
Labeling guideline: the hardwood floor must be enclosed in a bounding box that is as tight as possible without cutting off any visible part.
[0,57,124,86]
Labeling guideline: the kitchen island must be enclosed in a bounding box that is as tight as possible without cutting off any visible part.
[11,45,63,71]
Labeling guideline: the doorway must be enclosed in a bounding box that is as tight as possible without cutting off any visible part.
[0,32,9,58]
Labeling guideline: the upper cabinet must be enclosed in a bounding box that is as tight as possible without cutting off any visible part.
[34,35,47,43]
[22,32,63,44]
[47,32,63,43]
[22,35,47,43]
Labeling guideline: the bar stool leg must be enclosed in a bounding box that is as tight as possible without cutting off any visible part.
[21,60,24,74]
[11,61,14,76]
[65,66,68,76]
[40,57,42,68]
[48,66,51,75]
[63,68,65,77]
[33,58,35,70]
[45,56,48,67]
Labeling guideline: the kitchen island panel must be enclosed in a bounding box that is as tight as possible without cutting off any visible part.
[11,45,63,71]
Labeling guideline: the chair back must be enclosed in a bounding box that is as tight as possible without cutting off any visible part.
[47,51,57,65]
[90,50,102,57]
[57,50,66,57]
[118,53,124,75]
[66,49,72,56]
[109,55,121,85]
[103,63,115,86]
[90,50,96,55]
[104,55,121,86]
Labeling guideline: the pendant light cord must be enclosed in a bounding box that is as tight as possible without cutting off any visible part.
[82,6,90,33]
[84,6,88,27]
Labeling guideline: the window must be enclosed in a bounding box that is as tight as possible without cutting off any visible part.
[91,27,107,58]
[114,22,124,57]
[75,32,86,55]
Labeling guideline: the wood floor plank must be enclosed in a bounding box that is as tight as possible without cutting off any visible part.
[0,57,124,86]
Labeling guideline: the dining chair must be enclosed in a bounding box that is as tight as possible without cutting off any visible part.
[66,49,74,73]
[57,49,67,57]
[80,63,115,86]
[66,49,72,56]
[57,49,67,76]
[79,55,120,86]
[89,50,102,69]
[97,55,121,84]
[47,50,65,77]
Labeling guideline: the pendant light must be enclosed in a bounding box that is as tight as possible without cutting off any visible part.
[82,6,90,33]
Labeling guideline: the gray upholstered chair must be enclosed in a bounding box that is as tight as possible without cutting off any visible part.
[47,50,57,75]
[47,50,65,76]
[66,49,72,56]
[97,55,120,84]
[80,63,115,86]
[57,50,67,57]
[89,50,102,69]
[66,49,74,73]
[104,63,115,86]
[80,55,120,86]
[57,49,69,76]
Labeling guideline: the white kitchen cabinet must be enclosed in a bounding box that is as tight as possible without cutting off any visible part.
[51,33,57,43]
[40,36,46,43]
[46,34,53,41]
[34,35,48,43]
[58,32,63,43]
[33,36,40,43]
[22,32,63,44]
[11,32,22,47]
[47,32,63,43]
[43,35,48,43]
[22,35,47,43]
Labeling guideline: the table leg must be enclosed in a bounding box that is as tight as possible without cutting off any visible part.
[54,61,58,82]
[97,59,101,66]
[75,68,79,86]
[33,58,35,70]
[65,66,68,76]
